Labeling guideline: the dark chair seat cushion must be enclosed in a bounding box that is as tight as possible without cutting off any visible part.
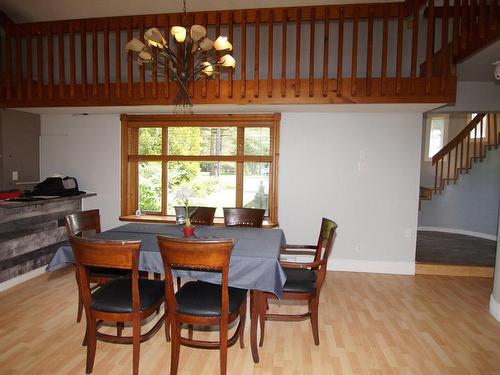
[88,266,130,280]
[176,281,247,317]
[282,268,317,293]
[91,278,164,313]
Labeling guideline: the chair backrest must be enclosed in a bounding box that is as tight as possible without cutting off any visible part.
[69,235,141,312]
[313,218,337,290]
[157,236,233,318]
[175,206,216,226]
[65,209,101,237]
[223,208,266,228]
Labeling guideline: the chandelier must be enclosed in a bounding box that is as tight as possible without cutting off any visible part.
[126,0,236,112]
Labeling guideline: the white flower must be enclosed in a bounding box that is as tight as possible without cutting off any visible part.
[175,187,195,226]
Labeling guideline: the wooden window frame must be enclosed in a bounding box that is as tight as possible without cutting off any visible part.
[120,113,281,225]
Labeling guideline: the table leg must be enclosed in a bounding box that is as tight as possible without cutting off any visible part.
[250,289,263,363]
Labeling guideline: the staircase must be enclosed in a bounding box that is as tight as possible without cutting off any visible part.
[419,113,499,207]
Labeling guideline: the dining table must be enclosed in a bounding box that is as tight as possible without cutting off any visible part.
[46,222,287,363]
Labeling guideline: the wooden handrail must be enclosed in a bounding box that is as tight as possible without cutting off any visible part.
[432,113,486,165]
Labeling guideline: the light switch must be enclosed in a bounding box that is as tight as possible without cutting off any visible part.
[12,171,18,181]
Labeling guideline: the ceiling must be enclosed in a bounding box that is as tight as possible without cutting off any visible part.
[0,0,395,23]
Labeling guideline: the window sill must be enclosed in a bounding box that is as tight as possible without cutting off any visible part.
[119,215,279,228]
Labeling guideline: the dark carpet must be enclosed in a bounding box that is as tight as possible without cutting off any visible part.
[416,231,497,267]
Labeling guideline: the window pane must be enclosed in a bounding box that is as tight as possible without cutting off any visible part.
[244,127,271,155]
[139,128,162,155]
[243,162,270,215]
[168,127,236,156]
[138,161,162,213]
[470,113,487,139]
[167,161,236,217]
[428,118,444,158]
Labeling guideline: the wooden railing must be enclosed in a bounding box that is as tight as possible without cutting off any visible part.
[431,113,499,192]
[0,2,473,108]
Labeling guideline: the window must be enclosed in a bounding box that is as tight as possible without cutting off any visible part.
[427,115,448,159]
[120,114,280,223]
[469,113,487,139]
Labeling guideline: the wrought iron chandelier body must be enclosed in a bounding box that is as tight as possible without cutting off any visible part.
[126,1,235,112]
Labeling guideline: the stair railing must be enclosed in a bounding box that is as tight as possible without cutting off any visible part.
[431,113,499,192]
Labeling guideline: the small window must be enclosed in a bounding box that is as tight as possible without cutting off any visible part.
[427,115,447,159]
[469,113,487,139]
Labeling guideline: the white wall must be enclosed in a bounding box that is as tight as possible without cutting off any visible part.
[490,213,500,322]
[279,112,422,274]
[40,114,121,231]
[40,110,422,274]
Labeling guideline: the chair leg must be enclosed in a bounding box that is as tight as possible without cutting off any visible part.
[259,295,267,347]
[77,295,83,323]
[132,318,141,375]
[170,322,181,375]
[188,324,194,340]
[164,313,171,342]
[117,322,124,337]
[309,297,320,345]
[239,298,247,349]
[85,319,97,374]
[220,323,228,375]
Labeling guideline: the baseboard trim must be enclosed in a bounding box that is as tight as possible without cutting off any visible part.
[328,259,415,275]
[416,263,494,277]
[417,226,496,241]
[490,294,500,322]
[0,266,46,292]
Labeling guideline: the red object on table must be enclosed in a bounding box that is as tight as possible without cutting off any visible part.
[0,190,22,199]
[183,226,195,237]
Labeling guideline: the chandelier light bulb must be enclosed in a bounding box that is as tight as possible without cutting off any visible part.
[213,36,232,51]
[145,27,166,48]
[201,62,214,76]
[171,26,187,43]
[219,54,236,68]
[126,38,146,52]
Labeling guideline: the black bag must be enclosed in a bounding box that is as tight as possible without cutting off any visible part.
[28,177,84,197]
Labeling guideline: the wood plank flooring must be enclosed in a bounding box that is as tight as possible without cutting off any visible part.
[1,267,499,374]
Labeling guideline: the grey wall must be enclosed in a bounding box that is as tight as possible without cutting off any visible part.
[0,109,41,191]
[418,147,500,237]
[433,82,500,113]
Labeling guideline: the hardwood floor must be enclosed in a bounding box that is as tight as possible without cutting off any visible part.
[1,267,499,374]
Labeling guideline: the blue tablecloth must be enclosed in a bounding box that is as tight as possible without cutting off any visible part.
[47,223,287,297]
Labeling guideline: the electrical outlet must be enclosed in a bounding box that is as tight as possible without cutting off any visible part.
[358,161,368,171]
[12,171,18,181]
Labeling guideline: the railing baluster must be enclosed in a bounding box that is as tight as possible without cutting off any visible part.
[366,7,373,96]
[439,158,444,190]
[254,10,260,98]
[26,26,33,101]
[489,0,498,31]
[69,22,76,99]
[115,18,122,99]
[228,11,234,98]
[351,6,358,96]
[396,4,403,95]
[267,10,274,98]
[469,0,477,43]
[425,0,435,95]
[434,161,439,190]
[163,15,169,99]
[151,16,157,99]
[139,16,145,99]
[381,5,388,96]
[241,11,247,98]
[104,19,110,99]
[294,8,301,97]
[336,7,344,97]
[459,139,464,174]
[15,29,22,100]
[495,114,498,147]
[322,7,329,97]
[452,0,461,58]
[447,146,451,182]
[466,134,470,171]
[473,126,477,161]
[479,116,483,159]
[215,12,221,99]
[58,25,65,99]
[441,0,449,94]
[81,20,88,99]
[47,29,54,99]
[461,0,469,51]
[5,29,12,101]
[37,28,43,99]
[410,4,419,94]
[281,9,287,97]
[92,21,98,97]
[309,7,316,97]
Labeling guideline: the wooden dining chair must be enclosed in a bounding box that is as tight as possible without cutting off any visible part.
[175,206,217,226]
[223,207,266,228]
[259,217,337,346]
[70,235,166,375]
[157,236,247,375]
[65,209,130,323]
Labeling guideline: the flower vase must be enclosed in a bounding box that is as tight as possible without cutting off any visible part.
[183,226,195,237]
